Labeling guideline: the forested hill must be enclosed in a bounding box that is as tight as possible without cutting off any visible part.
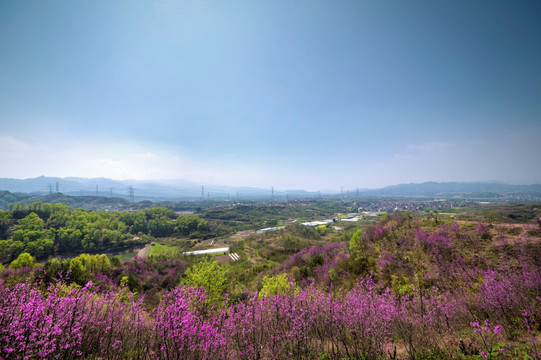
[0,190,132,211]
[0,202,210,264]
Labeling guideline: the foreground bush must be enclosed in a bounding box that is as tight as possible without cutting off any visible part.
[1,273,538,360]
[1,216,540,359]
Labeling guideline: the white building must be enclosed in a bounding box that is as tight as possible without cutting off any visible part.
[256,226,285,234]
[301,219,333,227]
[183,247,230,256]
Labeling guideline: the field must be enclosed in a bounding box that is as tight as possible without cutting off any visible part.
[148,242,178,258]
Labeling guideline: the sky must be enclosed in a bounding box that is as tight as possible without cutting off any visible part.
[1,0,540,191]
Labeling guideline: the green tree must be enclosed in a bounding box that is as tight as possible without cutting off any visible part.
[9,252,35,270]
[0,240,15,264]
[111,255,121,267]
[69,257,87,285]
[10,241,25,260]
[183,258,228,305]
[57,228,83,250]
[349,229,377,275]
[148,217,173,237]
[15,212,44,231]
[0,211,11,239]
[259,273,294,297]
[175,215,209,235]
[349,229,363,253]
[43,258,65,284]
[11,212,55,259]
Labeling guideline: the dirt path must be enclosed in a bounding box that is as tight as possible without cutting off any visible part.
[137,244,151,259]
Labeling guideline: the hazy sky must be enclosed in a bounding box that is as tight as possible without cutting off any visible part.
[1,0,540,190]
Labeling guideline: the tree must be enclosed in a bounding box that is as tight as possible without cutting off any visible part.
[349,229,377,275]
[57,228,83,250]
[175,215,209,235]
[259,273,294,297]
[43,258,65,284]
[69,257,87,285]
[349,229,364,253]
[0,211,11,239]
[111,255,121,267]
[183,258,228,305]
[15,212,44,231]
[9,252,35,270]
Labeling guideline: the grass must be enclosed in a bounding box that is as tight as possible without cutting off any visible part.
[149,243,179,258]
[118,252,137,260]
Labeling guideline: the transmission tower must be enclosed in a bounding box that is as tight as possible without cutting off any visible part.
[129,186,134,202]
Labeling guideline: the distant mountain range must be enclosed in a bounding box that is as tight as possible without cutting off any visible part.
[358,181,541,197]
[0,177,540,201]
[0,176,314,201]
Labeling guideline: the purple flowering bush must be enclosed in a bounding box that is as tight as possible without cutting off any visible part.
[1,215,540,359]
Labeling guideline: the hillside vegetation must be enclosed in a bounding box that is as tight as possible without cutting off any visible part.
[0,202,210,264]
[0,201,540,359]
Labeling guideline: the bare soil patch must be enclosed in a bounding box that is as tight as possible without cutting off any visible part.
[137,243,151,259]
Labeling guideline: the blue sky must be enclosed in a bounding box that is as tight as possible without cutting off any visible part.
[1,0,540,190]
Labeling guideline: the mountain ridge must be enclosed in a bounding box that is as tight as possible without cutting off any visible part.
[0,177,540,200]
